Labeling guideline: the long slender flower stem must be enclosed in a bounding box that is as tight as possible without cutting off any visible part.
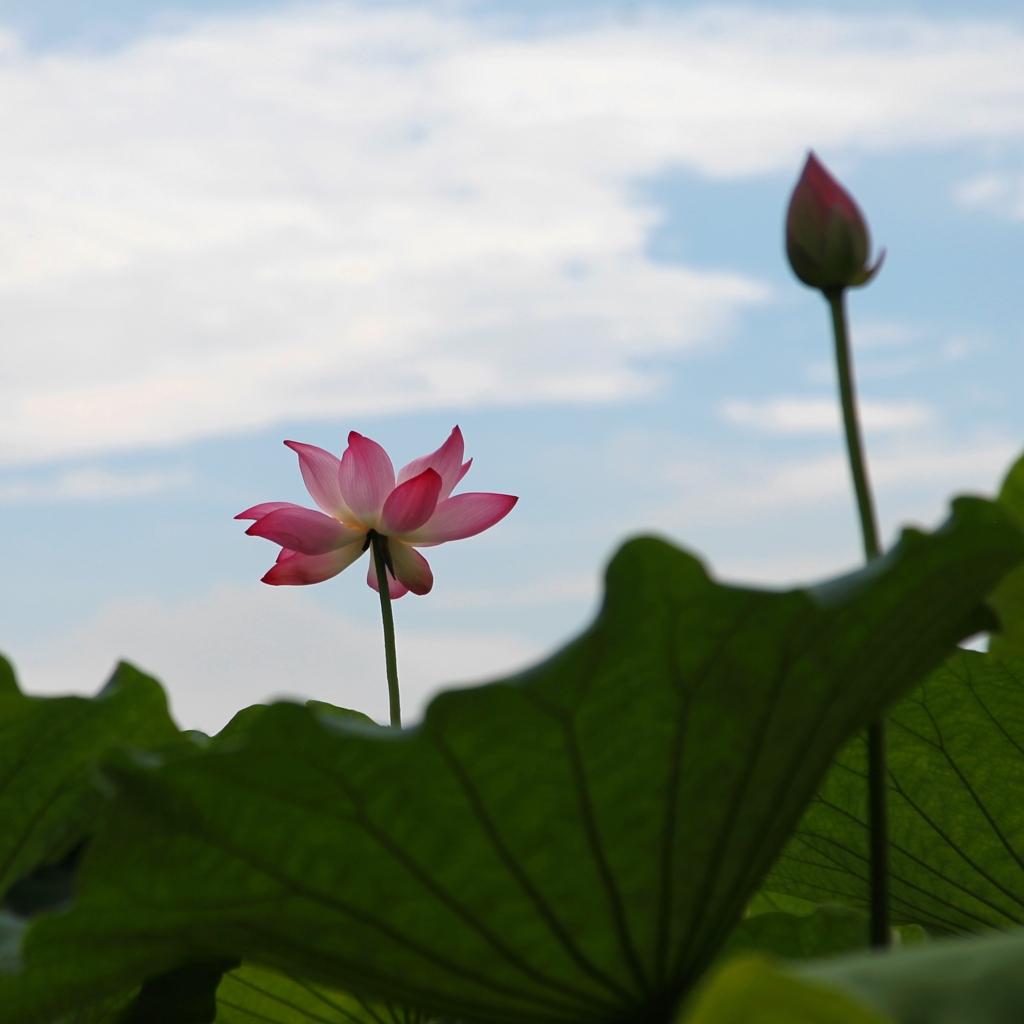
[370,532,401,728]
[827,288,889,949]
[828,291,881,560]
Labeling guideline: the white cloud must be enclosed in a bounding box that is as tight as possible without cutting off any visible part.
[0,467,187,502]
[13,583,538,733]
[956,171,1024,218]
[941,336,983,361]
[0,5,1023,460]
[654,435,1020,530]
[720,397,932,434]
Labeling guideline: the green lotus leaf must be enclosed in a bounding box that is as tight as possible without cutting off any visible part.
[766,648,1024,933]
[2,504,1021,1024]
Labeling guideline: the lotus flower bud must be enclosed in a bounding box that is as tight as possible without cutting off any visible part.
[786,152,883,292]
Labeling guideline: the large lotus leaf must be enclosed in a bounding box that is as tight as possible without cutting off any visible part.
[0,659,183,898]
[3,507,1023,1024]
[765,649,1024,933]
[802,928,1024,1024]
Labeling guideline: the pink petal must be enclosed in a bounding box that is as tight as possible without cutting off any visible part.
[397,426,466,499]
[404,492,518,545]
[263,542,365,586]
[339,432,395,527]
[246,506,365,556]
[366,555,410,599]
[236,501,304,522]
[380,469,442,536]
[456,459,472,487]
[284,441,353,521]
[389,540,433,595]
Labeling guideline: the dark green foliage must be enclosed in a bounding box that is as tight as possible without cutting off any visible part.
[0,660,186,1022]
[4,841,85,917]
[0,506,1017,1024]
[119,958,240,1024]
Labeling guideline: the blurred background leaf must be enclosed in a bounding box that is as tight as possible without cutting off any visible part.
[0,659,184,901]
[681,956,890,1024]
[803,928,1024,1024]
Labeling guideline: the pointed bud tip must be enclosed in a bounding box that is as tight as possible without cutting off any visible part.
[785,151,880,292]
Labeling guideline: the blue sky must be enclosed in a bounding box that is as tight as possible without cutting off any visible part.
[2,0,1024,729]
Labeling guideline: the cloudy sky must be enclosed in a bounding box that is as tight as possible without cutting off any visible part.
[2,0,1024,730]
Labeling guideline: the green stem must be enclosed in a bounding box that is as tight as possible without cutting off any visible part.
[827,290,881,561]
[826,288,890,950]
[370,533,401,728]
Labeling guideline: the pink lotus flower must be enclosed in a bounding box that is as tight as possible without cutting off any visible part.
[237,427,517,598]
